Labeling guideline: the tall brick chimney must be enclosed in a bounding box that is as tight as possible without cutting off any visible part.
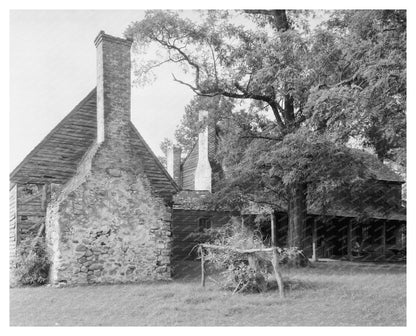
[45,32,172,285]
[94,31,132,144]
[194,110,212,191]
[167,145,182,187]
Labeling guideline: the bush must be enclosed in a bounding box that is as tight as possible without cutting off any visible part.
[199,217,309,293]
[12,238,50,286]
[279,247,310,267]
[200,218,270,293]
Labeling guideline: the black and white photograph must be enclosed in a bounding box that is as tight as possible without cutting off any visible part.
[7,4,409,328]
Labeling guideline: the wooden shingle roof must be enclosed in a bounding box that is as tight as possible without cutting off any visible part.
[10,89,97,185]
[10,88,179,199]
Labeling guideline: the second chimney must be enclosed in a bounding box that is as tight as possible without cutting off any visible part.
[194,110,212,191]
[167,145,182,187]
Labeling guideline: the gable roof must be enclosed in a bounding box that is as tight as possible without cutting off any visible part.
[10,89,98,185]
[10,88,179,199]
[129,123,179,199]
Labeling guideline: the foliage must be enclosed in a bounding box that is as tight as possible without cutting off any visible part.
[159,138,173,157]
[174,95,235,155]
[126,10,406,247]
[200,218,268,293]
[205,121,372,213]
[126,9,405,165]
[305,10,406,164]
[12,238,50,286]
[200,218,307,293]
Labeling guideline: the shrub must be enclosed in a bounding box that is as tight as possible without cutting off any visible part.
[199,217,309,293]
[279,247,310,267]
[200,217,269,293]
[12,238,50,286]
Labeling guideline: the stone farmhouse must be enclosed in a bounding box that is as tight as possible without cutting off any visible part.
[10,32,406,286]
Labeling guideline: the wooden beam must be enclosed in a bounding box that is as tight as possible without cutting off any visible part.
[200,246,206,287]
[381,221,386,259]
[271,211,277,247]
[41,184,47,211]
[312,217,318,262]
[347,220,352,261]
[272,247,285,298]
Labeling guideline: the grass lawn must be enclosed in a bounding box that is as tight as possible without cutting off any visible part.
[10,261,406,326]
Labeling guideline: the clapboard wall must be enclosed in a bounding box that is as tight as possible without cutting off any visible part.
[15,183,48,244]
[171,209,231,262]
[9,185,18,263]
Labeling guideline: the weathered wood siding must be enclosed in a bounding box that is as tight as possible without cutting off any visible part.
[171,209,231,262]
[16,184,48,243]
[9,185,18,261]
[181,145,198,190]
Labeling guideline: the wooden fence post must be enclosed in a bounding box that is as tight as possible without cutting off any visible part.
[381,221,386,260]
[312,217,318,262]
[200,246,206,287]
[271,211,277,247]
[272,247,284,298]
[347,220,352,261]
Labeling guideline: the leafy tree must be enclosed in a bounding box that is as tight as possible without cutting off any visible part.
[125,9,406,248]
[305,10,406,165]
[157,138,173,168]
[174,95,235,154]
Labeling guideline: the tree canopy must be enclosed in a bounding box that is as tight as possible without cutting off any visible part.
[125,9,406,247]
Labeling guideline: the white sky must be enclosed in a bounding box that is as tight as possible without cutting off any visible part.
[10,10,196,172]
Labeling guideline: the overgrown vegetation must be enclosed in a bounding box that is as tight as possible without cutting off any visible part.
[12,238,50,286]
[198,218,307,294]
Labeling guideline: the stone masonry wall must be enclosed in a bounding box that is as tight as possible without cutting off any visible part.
[45,147,172,284]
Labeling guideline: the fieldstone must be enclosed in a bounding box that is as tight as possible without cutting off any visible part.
[75,244,87,252]
[158,256,170,265]
[156,266,167,273]
[85,250,93,257]
[107,168,122,177]
[89,263,104,271]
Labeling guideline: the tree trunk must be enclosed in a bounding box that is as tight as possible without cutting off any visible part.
[287,183,307,249]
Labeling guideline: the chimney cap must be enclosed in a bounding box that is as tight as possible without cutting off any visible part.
[94,30,133,47]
